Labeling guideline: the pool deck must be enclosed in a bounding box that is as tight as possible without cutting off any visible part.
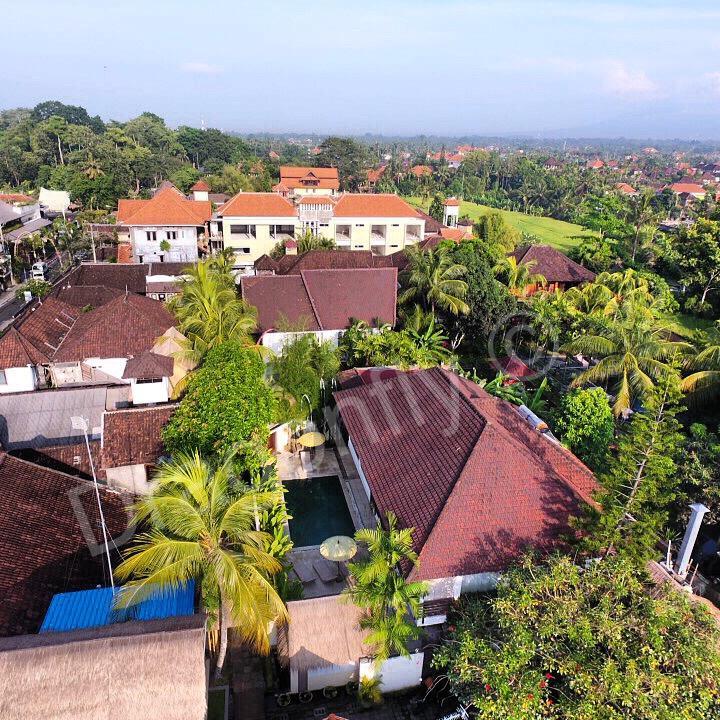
[277,437,377,599]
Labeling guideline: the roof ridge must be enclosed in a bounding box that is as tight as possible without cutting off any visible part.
[299,271,323,331]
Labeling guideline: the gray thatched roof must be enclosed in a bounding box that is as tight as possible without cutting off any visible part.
[0,616,207,720]
[280,596,370,674]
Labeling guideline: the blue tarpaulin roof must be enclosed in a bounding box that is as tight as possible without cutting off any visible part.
[39,582,195,633]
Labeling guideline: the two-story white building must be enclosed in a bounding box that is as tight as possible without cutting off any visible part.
[216,192,424,272]
[116,185,211,264]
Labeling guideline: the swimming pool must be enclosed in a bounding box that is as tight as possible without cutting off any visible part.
[284,475,355,547]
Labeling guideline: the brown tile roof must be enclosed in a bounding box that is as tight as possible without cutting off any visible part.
[0,453,132,636]
[12,440,103,481]
[116,187,211,226]
[512,245,596,285]
[53,294,175,363]
[218,192,297,217]
[256,249,394,275]
[280,166,340,191]
[60,263,150,293]
[0,328,48,368]
[334,368,596,581]
[50,284,124,309]
[241,268,397,333]
[122,351,173,380]
[101,404,176,469]
[13,297,80,360]
[333,194,421,218]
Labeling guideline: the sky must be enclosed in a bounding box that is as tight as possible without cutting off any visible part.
[3,1,720,139]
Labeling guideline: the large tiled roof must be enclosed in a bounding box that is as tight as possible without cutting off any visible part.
[333,194,422,218]
[334,368,597,581]
[0,453,131,636]
[52,294,175,363]
[116,187,211,226]
[512,245,596,285]
[12,297,80,363]
[101,404,176,469]
[218,192,297,217]
[50,284,124,310]
[241,268,397,333]
[254,249,394,275]
[279,166,340,190]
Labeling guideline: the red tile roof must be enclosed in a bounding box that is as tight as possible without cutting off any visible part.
[333,194,421,218]
[586,159,604,169]
[53,294,174,363]
[218,192,297,217]
[444,197,460,206]
[334,368,596,581]
[298,195,336,205]
[12,297,80,362]
[279,166,340,191]
[669,182,705,195]
[117,242,133,264]
[0,193,35,204]
[241,268,397,333]
[0,453,131,636]
[410,165,432,177]
[0,327,49,368]
[512,245,596,285]
[190,180,210,191]
[122,351,173,380]
[367,166,387,183]
[116,187,211,226]
[101,404,176,469]
[615,182,637,194]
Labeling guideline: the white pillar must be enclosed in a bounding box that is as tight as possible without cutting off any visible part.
[675,503,709,578]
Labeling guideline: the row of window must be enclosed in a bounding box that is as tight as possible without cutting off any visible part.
[145,230,178,242]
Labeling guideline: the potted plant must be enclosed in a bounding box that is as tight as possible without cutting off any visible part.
[357,675,383,709]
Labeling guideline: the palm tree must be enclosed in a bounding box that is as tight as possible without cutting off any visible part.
[682,344,720,406]
[114,451,287,676]
[346,512,427,665]
[400,245,469,316]
[562,321,689,416]
[494,255,546,295]
[82,154,105,179]
[169,260,259,363]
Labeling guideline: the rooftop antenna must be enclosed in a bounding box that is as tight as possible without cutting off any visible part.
[71,415,114,591]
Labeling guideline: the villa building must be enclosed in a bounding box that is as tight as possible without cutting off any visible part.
[116,184,212,264]
[333,367,596,625]
[217,192,424,271]
[275,166,340,196]
[511,244,596,294]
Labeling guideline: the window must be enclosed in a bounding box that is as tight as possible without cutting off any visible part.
[136,378,162,384]
[0,370,6,385]
[355,223,365,227]
[166,230,177,240]
[237,247,251,254]
[230,224,256,236]
[146,231,157,242]
[392,223,400,227]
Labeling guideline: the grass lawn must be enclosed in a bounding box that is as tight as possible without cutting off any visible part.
[405,196,598,252]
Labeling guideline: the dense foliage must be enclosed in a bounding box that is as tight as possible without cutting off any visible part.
[434,554,720,720]
[553,387,614,471]
[163,342,275,457]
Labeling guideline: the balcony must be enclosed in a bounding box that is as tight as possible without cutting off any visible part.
[370,225,386,246]
[405,225,422,243]
[335,225,351,246]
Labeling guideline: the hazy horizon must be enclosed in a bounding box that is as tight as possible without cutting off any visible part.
[4,1,720,140]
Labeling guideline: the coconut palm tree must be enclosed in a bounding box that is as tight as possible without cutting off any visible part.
[400,245,470,316]
[682,344,720,406]
[562,321,690,416]
[493,255,546,295]
[346,512,427,665]
[169,260,259,363]
[114,451,287,676]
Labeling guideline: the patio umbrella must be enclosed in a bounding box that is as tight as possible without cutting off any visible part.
[297,431,325,448]
[320,535,357,580]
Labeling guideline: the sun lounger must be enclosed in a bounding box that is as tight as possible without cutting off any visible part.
[313,559,338,583]
[294,563,316,585]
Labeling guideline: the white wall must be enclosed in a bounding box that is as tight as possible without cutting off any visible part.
[130,226,199,263]
[360,652,424,693]
[105,463,152,495]
[261,329,342,355]
[84,357,127,381]
[0,365,37,394]
[306,663,358,692]
[131,378,170,405]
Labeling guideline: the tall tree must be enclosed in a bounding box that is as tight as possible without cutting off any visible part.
[676,218,720,307]
[114,450,287,675]
[434,554,720,720]
[400,244,470,316]
[315,136,368,191]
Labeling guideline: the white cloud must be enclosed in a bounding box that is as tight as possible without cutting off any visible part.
[180,62,223,75]
[602,61,658,97]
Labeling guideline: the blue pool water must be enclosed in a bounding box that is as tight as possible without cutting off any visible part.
[284,475,355,547]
